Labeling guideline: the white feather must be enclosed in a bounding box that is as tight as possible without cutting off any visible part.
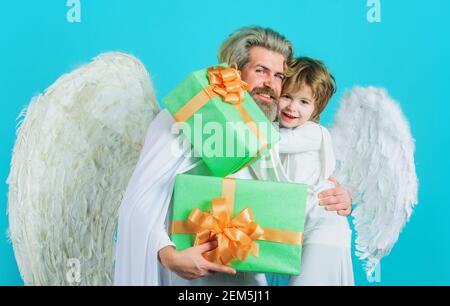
[330,87,418,279]
[7,52,159,285]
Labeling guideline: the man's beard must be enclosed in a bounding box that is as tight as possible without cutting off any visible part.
[250,87,278,122]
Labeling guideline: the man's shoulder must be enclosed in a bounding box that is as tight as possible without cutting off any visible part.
[142,108,178,145]
[153,108,174,126]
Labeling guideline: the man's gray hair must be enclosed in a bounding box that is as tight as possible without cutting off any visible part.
[218,26,293,70]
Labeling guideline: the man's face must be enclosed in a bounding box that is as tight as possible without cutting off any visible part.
[240,46,285,121]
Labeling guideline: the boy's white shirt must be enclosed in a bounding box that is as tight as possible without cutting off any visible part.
[254,121,352,247]
[254,121,354,286]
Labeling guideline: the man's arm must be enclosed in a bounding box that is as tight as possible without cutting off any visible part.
[158,242,236,280]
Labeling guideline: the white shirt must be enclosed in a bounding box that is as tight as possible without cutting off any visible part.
[278,121,351,247]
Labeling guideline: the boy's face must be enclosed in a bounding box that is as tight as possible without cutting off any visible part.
[277,85,316,129]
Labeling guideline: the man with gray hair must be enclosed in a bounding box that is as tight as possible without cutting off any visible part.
[114,26,352,286]
[218,27,292,122]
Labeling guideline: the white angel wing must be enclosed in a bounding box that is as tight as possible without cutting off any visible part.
[330,87,418,279]
[7,52,159,285]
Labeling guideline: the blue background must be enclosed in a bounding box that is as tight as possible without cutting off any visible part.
[1,0,449,286]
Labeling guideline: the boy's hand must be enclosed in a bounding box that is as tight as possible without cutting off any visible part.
[318,177,353,216]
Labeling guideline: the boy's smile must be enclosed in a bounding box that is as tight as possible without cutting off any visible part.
[278,85,316,129]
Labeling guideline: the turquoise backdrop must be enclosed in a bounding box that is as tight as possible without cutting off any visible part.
[1,0,449,286]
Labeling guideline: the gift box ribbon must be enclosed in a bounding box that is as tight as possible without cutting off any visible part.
[171,178,304,266]
[173,65,269,170]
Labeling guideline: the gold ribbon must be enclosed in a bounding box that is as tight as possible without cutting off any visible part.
[173,66,249,123]
[171,178,304,266]
[172,66,269,171]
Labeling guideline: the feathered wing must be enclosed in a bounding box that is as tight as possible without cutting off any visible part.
[7,52,159,285]
[330,87,418,279]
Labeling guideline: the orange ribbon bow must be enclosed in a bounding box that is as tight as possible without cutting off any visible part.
[188,198,264,265]
[173,65,252,123]
[206,66,250,105]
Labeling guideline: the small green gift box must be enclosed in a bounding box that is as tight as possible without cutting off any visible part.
[162,64,280,177]
[170,174,307,275]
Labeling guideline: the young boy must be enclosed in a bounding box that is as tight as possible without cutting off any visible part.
[275,57,354,285]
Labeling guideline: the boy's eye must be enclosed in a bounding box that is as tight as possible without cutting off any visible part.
[280,94,291,100]
[302,100,310,105]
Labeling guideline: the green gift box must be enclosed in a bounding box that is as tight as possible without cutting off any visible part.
[170,174,307,275]
[162,64,280,177]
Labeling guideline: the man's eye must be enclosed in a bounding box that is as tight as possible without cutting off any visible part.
[276,75,285,81]
[255,69,264,73]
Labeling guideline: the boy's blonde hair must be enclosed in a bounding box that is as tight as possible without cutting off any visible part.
[283,57,336,123]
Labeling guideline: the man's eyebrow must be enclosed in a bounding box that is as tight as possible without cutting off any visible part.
[256,64,269,71]
[257,64,285,77]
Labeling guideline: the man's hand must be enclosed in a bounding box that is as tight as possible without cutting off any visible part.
[318,177,353,217]
[158,241,236,280]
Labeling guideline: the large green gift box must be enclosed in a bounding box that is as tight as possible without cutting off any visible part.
[162,64,280,177]
[170,174,307,275]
